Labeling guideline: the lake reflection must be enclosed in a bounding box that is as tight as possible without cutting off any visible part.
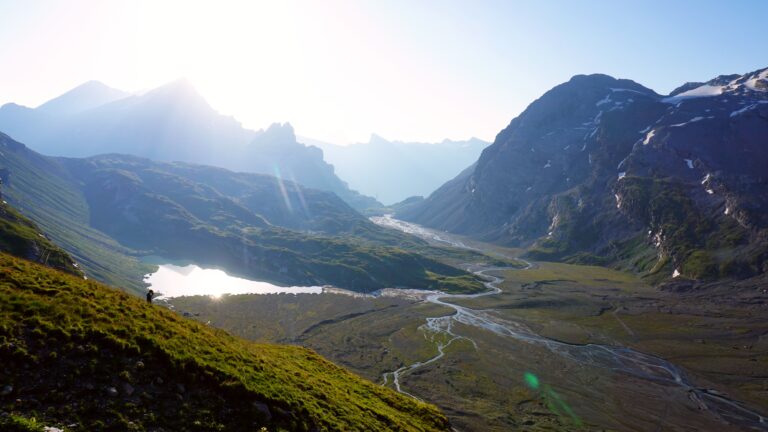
[144,264,323,298]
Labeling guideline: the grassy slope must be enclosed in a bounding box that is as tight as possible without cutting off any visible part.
[0,133,152,291]
[0,414,54,432]
[524,176,755,284]
[0,202,82,276]
[615,176,765,280]
[0,253,449,431]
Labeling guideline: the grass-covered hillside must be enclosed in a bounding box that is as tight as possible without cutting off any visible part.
[0,253,450,431]
[0,202,82,277]
[0,132,153,291]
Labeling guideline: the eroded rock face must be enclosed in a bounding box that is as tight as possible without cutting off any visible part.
[399,68,768,279]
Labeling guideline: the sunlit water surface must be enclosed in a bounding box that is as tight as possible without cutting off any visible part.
[144,264,323,298]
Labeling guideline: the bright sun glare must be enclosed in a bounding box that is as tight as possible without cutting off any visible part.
[134,2,298,112]
[126,0,383,143]
[65,0,503,145]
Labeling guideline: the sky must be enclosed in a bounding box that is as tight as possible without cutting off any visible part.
[1,0,767,145]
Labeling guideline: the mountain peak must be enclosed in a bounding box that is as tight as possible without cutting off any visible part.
[567,73,617,84]
[149,78,202,98]
[401,65,768,285]
[368,133,390,145]
[36,80,129,115]
[256,122,297,143]
[667,66,768,98]
[267,121,295,136]
[565,73,655,95]
[267,121,294,133]
[161,77,195,90]
[139,78,216,113]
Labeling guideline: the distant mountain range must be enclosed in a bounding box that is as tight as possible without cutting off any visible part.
[303,135,489,205]
[0,80,379,210]
[399,67,768,282]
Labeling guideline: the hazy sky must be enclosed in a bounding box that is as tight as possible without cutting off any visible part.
[1,0,766,144]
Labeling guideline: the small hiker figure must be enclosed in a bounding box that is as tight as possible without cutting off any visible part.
[146,289,154,304]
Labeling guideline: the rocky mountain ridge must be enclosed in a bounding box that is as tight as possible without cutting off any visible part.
[399,67,768,281]
[0,80,379,211]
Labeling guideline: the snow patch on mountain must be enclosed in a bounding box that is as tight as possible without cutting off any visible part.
[609,87,649,95]
[596,94,611,107]
[740,69,768,91]
[642,129,656,145]
[730,101,768,117]
[670,116,713,127]
[663,68,768,103]
[666,84,724,101]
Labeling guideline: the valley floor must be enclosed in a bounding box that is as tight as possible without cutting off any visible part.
[171,221,768,432]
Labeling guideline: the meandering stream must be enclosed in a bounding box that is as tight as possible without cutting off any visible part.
[374,215,767,431]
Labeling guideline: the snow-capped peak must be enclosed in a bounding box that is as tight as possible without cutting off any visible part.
[663,67,768,103]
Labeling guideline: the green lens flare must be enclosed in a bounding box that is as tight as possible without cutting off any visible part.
[523,372,540,389]
[522,372,581,426]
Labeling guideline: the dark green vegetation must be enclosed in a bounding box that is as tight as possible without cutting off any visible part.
[0,414,50,431]
[0,132,486,295]
[526,176,761,283]
[0,252,450,431]
[615,176,764,279]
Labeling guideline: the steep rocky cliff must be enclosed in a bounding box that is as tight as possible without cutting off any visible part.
[400,68,768,281]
